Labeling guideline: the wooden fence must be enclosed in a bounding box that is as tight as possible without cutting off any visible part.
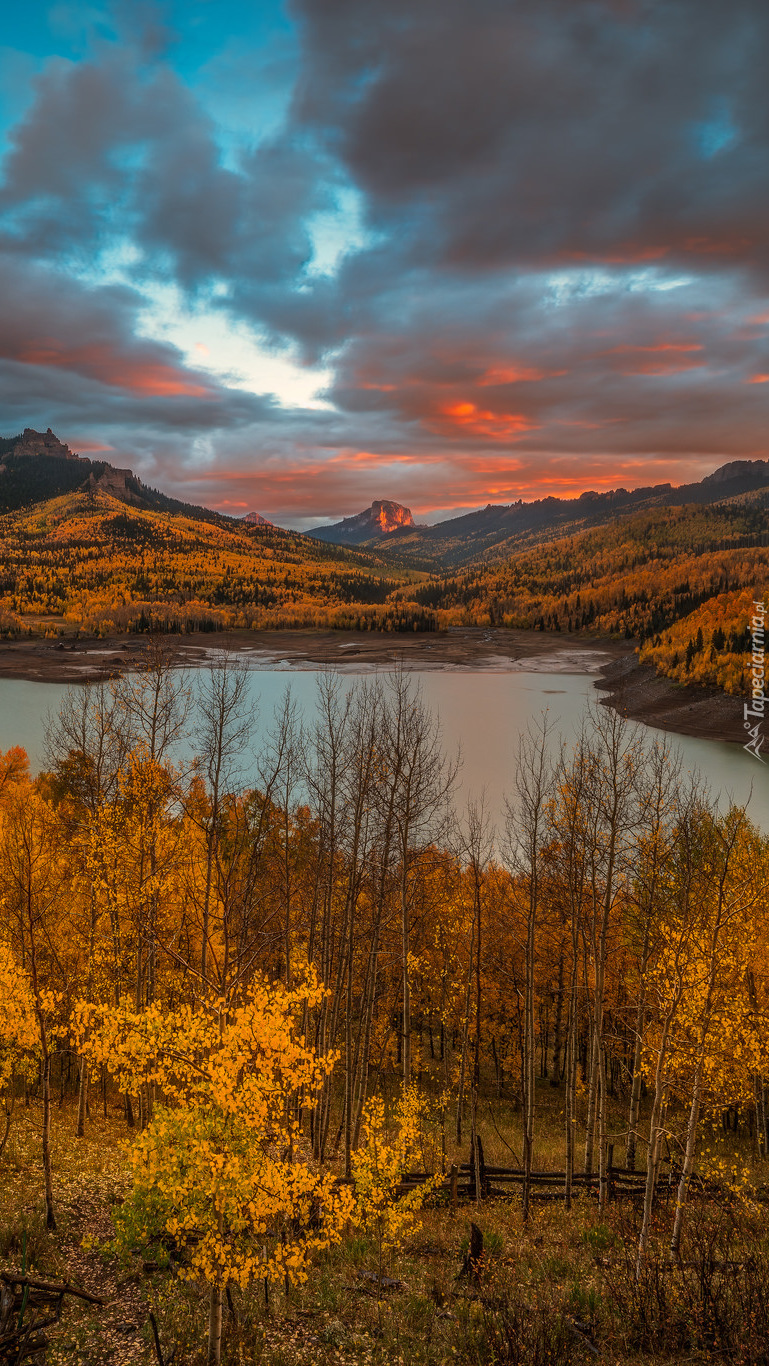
[397,1139,722,1209]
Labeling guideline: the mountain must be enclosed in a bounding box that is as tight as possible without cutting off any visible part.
[0,427,240,528]
[309,499,415,545]
[0,489,431,636]
[0,429,439,635]
[328,461,769,570]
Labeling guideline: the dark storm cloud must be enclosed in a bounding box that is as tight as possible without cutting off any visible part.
[0,43,332,300]
[1,0,768,520]
[291,0,769,275]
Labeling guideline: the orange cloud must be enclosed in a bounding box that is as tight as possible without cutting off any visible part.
[440,401,537,440]
[15,339,213,397]
[684,234,754,256]
[561,244,671,263]
[70,439,115,452]
[605,342,703,354]
[602,340,705,377]
[478,364,556,385]
[748,374,769,384]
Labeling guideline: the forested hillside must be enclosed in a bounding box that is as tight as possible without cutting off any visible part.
[332,462,769,569]
[409,504,769,693]
[0,490,431,635]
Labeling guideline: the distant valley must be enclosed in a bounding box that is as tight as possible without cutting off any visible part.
[1,428,768,701]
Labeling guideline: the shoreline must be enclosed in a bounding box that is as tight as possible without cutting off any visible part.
[0,626,748,748]
[594,655,746,747]
[0,626,626,682]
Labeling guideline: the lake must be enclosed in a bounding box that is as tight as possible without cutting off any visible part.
[0,656,766,832]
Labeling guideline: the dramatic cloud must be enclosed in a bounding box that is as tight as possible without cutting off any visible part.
[0,0,767,525]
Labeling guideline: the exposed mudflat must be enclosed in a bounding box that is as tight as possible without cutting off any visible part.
[0,628,749,749]
[0,627,628,682]
[595,656,746,746]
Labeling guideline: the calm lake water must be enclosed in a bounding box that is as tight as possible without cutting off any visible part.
[0,662,766,832]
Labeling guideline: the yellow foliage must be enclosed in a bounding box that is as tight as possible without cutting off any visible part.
[75,973,355,1292]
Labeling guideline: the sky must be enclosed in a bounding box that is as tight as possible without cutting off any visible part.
[0,1,768,531]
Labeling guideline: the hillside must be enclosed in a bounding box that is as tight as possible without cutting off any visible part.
[2,429,768,701]
[338,461,769,569]
[0,490,430,636]
[406,502,769,694]
[0,427,255,529]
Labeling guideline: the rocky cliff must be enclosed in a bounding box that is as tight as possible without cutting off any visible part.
[309,499,415,545]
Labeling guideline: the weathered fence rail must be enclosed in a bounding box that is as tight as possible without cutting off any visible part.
[396,1141,719,1208]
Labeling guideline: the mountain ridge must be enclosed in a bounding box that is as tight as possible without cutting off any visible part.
[309,498,416,545]
[327,460,769,568]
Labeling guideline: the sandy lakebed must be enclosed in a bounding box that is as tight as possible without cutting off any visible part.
[0,627,747,748]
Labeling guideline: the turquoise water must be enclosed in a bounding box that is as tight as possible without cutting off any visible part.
[0,664,765,831]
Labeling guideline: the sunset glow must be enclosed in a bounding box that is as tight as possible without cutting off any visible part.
[0,2,767,527]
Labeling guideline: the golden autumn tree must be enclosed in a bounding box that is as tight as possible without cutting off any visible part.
[0,778,71,1229]
[0,941,38,1160]
[76,971,354,1366]
[352,1087,442,1293]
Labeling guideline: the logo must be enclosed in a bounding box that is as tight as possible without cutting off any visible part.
[744,600,766,763]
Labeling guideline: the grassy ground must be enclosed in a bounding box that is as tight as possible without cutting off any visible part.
[2,1085,769,1365]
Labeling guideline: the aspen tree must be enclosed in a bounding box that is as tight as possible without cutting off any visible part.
[381,670,457,1087]
[624,738,683,1170]
[668,807,762,1258]
[580,709,641,1210]
[189,653,256,985]
[460,797,494,1204]
[77,973,354,1366]
[0,784,67,1229]
[506,715,555,1222]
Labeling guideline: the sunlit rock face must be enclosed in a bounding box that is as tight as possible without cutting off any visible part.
[243,511,272,526]
[13,428,82,462]
[308,499,415,545]
[370,500,415,533]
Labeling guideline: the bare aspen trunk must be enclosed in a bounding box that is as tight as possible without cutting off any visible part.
[344,898,355,1179]
[597,1045,608,1211]
[551,948,565,1084]
[522,890,536,1224]
[76,1058,89,1140]
[583,1025,599,1174]
[401,861,412,1087]
[470,860,483,1208]
[670,1065,703,1260]
[626,989,646,1171]
[455,918,475,1145]
[564,994,577,1209]
[637,1004,678,1275]
[41,1043,56,1230]
[207,1280,223,1366]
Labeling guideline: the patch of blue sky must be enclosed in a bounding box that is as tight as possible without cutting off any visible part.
[163,0,293,84]
[544,268,693,307]
[305,187,371,278]
[0,46,43,155]
[694,99,739,160]
[1,4,113,64]
[134,279,336,410]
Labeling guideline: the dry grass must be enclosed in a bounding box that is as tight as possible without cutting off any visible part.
[2,1086,769,1364]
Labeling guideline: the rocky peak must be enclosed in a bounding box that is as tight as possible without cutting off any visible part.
[13,427,82,461]
[369,499,415,533]
[703,459,769,485]
[243,511,272,526]
[88,465,142,505]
